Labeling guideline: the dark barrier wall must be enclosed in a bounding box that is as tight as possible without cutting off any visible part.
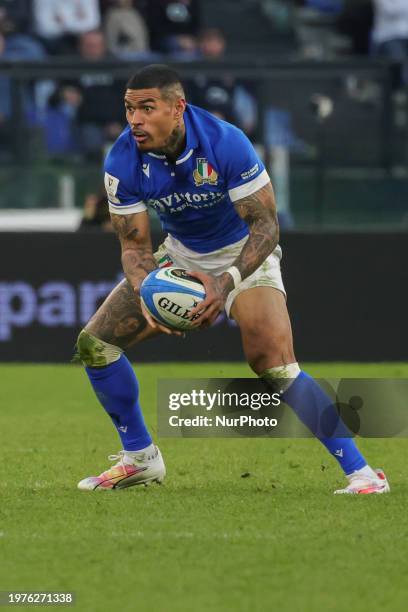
[0,232,406,362]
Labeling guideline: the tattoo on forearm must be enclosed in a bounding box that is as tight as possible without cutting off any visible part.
[121,247,156,289]
[233,183,279,280]
[111,213,156,290]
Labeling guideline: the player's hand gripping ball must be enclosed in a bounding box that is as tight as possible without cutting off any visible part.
[140,267,206,331]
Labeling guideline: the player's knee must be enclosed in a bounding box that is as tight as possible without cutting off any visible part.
[76,329,123,368]
[247,349,295,375]
[244,329,295,374]
[247,350,274,375]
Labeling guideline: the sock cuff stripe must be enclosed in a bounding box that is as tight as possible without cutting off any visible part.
[260,362,301,380]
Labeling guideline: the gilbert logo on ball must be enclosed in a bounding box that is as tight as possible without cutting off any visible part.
[140,268,206,331]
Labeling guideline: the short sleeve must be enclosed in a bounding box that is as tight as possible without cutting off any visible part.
[221,127,270,202]
[104,170,147,216]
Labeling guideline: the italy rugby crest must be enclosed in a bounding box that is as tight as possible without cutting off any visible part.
[193,158,218,186]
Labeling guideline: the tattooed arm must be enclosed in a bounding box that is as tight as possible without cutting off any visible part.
[189,182,279,326]
[111,211,182,336]
[110,211,156,292]
[228,181,279,280]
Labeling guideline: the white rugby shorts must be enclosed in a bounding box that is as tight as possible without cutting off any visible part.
[154,234,286,317]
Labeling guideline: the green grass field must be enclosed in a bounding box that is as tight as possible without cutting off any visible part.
[1,362,407,612]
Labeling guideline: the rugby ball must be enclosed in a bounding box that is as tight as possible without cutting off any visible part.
[140,267,206,330]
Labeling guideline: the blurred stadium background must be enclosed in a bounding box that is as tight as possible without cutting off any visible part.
[0,0,407,362]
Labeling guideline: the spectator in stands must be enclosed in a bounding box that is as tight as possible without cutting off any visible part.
[187,28,258,137]
[372,0,408,88]
[104,0,150,59]
[0,0,32,35]
[198,27,226,58]
[77,28,111,60]
[77,192,113,232]
[143,0,200,53]
[0,0,46,59]
[32,0,101,54]
[73,30,125,159]
[42,83,82,156]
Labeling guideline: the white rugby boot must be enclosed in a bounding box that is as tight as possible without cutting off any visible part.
[334,469,390,495]
[78,445,166,491]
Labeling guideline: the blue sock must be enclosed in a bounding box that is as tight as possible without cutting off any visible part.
[282,372,367,475]
[85,354,152,451]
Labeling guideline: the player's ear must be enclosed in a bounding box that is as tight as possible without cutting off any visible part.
[174,98,186,119]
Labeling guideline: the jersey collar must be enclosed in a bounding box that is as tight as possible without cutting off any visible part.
[147,105,198,165]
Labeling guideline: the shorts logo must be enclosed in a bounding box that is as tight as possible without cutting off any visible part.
[104,172,120,204]
[158,253,173,268]
[193,158,218,186]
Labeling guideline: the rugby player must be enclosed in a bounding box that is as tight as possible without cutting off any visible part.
[76,65,389,494]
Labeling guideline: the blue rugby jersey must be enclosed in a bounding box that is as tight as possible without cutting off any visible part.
[104,104,270,253]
